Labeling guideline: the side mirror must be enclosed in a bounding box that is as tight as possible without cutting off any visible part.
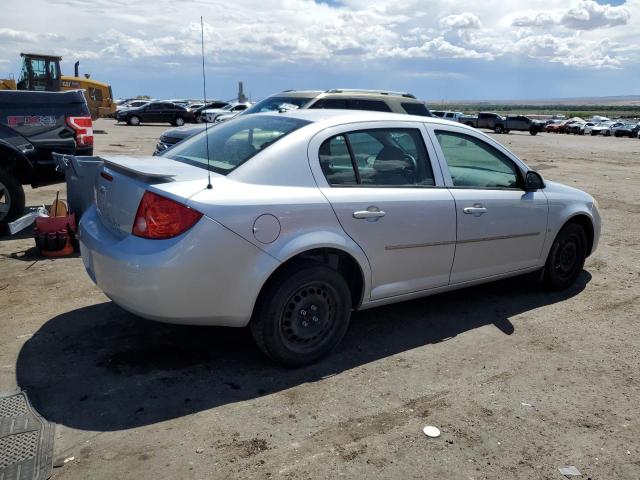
[524,171,545,191]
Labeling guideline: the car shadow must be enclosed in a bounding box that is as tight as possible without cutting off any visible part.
[16,271,591,431]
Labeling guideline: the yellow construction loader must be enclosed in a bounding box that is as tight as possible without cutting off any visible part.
[0,53,116,119]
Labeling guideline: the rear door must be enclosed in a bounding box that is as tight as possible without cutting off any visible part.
[427,124,548,284]
[308,121,456,300]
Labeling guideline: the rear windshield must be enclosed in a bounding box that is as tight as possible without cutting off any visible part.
[401,102,431,117]
[165,115,311,175]
[243,96,313,114]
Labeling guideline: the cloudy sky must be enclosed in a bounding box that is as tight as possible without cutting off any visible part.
[1,0,638,101]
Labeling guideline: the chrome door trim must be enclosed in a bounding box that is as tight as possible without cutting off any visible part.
[456,231,541,245]
[385,240,456,250]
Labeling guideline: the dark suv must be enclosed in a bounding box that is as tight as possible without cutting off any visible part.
[154,89,431,154]
[116,101,189,126]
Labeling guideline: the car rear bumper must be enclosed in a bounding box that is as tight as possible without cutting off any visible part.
[79,205,280,327]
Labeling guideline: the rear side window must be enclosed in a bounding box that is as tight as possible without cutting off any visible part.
[319,128,434,187]
[319,135,357,185]
[310,98,392,112]
[402,103,431,116]
[309,98,348,109]
[348,99,391,112]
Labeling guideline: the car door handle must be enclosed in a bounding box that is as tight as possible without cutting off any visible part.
[463,206,487,215]
[353,208,386,220]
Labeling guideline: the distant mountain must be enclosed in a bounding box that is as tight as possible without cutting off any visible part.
[429,96,640,106]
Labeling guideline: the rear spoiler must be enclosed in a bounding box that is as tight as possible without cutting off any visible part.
[102,155,178,178]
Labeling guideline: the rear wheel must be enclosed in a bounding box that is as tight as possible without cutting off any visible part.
[542,223,587,290]
[0,168,26,232]
[251,263,352,366]
[127,115,140,126]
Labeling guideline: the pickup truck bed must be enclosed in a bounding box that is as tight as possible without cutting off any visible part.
[0,90,93,230]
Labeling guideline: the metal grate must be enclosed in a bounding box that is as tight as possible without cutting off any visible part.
[0,395,28,417]
[0,430,38,468]
[0,392,54,480]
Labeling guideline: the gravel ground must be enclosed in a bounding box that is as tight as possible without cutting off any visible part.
[1,119,639,479]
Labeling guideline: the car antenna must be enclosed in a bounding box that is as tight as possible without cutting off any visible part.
[200,16,212,190]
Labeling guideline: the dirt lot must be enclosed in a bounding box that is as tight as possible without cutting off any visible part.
[1,119,639,479]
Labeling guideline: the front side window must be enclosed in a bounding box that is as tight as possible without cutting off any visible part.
[434,130,520,189]
[165,115,310,175]
[319,128,435,187]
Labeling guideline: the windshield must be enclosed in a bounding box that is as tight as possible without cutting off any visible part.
[165,115,311,175]
[242,96,314,115]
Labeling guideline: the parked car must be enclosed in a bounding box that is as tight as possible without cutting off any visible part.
[116,99,150,112]
[566,121,587,135]
[189,101,230,123]
[155,89,433,154]
[503,115,545,135]
[80,111,600,365]
[612,122,639,137]
[203,102,252,123]
[116,101,189,126]
[431,111,463,121]
[588,121,614,136]
[459,113,543,135]
[0,90,93,229]
[458,112,503,131]
[546,119,577,134]
[607,122,629,137]
[577,122,595,135]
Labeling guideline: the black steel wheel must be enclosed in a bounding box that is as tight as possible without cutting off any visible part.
[542,223,587,290]
[251,263,351,366]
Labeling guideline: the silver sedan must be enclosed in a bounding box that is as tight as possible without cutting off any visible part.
[79,110,601,365]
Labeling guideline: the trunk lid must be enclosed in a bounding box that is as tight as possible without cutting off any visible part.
[95,155,209,237]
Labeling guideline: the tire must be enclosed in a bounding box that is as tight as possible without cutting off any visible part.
[494,125,504,134]
[0,168,26,232]
[173,116,185,127]
[250,262,352,366]
[127,115,140,126]
[542,223,587,290]
[604,130,610,137]
[591,131,597,136]
[529,129,538,136]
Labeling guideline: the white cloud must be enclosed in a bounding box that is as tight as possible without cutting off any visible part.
[0,0,637,78]
[439,12,482,29]
[513,0,631,30]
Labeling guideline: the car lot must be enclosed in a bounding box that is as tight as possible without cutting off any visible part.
[1,119,639,479]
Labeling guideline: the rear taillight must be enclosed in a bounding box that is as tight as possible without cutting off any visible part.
[66,116,94,147]
[132,191,202,239]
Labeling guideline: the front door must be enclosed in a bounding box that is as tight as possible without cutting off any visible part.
[429,126,548,284]
[309,122,457,300]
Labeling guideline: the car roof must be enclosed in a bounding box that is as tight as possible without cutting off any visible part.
[255,109,467,130]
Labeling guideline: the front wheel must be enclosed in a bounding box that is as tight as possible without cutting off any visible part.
[529,129,538,136]
[173,116,185,127]
[0,168,26,232]
[127,115,140,126]
[494,125,504,134]
[251,263,352,366]
[542,223,587,290]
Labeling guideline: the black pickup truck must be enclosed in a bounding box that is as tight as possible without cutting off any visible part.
[0,90,93,229]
